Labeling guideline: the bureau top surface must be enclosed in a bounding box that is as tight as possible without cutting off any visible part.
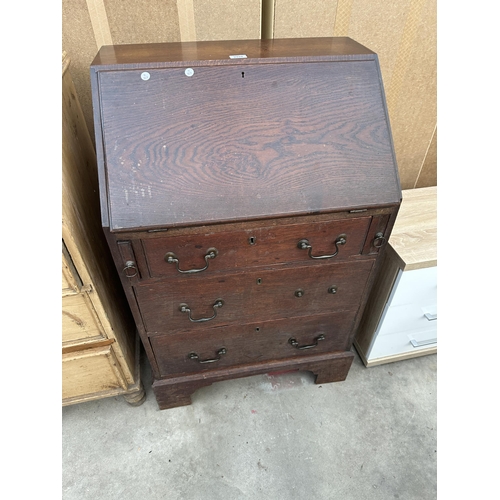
[91,37,376,68]
[91,38,401,231]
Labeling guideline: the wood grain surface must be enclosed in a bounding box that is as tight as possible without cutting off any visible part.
[142,216,372,277]
[389,186,436,270]
[90,39,402,408]
[151,312,356,377]
[91,37,375,67]
[95,54,399,230]
[134,259,374,332]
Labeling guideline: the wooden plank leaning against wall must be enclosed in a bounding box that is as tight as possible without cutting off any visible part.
[62,0,435,191]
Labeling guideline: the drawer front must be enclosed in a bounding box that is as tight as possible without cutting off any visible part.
[141,217,372,278]
[150,312,357,377]
[368,326,437,362]
[62,345,127,400]
[135,259,374,333]
[368,266,437,361]
[377,266,437,337]
[62,293,106,344]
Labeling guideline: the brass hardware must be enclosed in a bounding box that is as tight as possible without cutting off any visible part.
[257,278,262,285]
[179,299,224,323]
[328,285,337,294]
[123,261,138,278]
[188,348,227,364]
[288,334,325,350]
[295,289,305,297]
[297,234,347,260]
[165,247,218,274]
[373,232,387,248]
[249,236,256,245]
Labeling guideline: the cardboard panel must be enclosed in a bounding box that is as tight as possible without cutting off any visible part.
[416,127,437,188]
[380,0,435,189]
[346,0,413,88]
[387,0,436,188]
[193,0,261,41]
[273,0,337,38]
[105,0,180,44]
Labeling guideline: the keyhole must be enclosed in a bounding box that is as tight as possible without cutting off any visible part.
[241,72,245,78]
[249,236,256,245]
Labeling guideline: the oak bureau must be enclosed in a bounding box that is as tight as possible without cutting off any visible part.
[90,37,401,410]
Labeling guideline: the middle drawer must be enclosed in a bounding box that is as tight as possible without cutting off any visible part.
[134,259,374,333]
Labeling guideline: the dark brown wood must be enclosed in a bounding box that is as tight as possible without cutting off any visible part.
[91,37,376,69]
[363,214,391,255]
[135,260,373,332]
[152,350,355,410]
[142,216,372,278]
[354,244,401,358]
[150,312,356,377]
[91,38,402,410]
[92,40,399,232]
[112,207,398,240]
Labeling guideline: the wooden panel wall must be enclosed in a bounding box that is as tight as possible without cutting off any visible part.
[62,0,436,190]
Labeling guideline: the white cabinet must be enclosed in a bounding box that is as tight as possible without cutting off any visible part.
[355,187,437,366]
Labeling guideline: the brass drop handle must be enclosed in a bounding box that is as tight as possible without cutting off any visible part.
[179,299,224,323]
[288,334,325,350]
[165,248,218,274]
[188,348,227,364]
[373,232,387,248]
[297,234,347,260]
[123,261,138,278]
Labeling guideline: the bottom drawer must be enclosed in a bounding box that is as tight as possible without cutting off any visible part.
[150,312,356,377]
[62,345,128,400]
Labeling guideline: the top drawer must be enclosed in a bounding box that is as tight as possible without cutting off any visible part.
[141,216,372,278]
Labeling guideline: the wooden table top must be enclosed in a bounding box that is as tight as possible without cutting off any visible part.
[389,186,437,271]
